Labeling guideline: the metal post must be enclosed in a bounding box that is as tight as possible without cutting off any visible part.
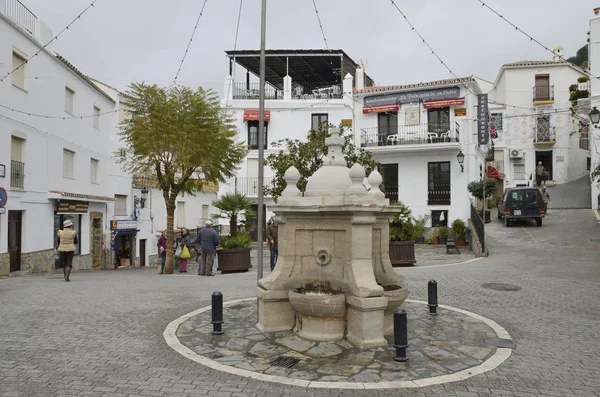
[211,291,224,335]
[256,0,267,324]
[428,280,438,315]
[482,162,486,228]
[393,308,409,362]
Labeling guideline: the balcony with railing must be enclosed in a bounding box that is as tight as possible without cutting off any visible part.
[428,183,451,205]
[10,160,24,188]
[534,126,556,146]
[235,177,274,197]
[232,83,283,100]
[361,122,460,150]
[231,82,343,100]
[1,0,37,34]
[532,85,554,103]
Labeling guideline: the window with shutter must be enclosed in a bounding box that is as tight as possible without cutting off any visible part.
[65,87,75,115]
[63,149,75,179]
[90,159,99,183]
[177,202,186,228]
[114,195,127,216]
[12,51,26,90]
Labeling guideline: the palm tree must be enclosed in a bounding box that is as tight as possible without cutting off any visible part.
[212,193,255,237]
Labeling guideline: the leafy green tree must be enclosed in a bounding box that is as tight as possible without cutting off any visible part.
[467,179,498,209]
[119,83,246,274]
[264,123,379,200]
[212,193,255,238]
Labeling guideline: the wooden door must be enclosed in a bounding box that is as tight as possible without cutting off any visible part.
[139,239,146,267]
[8,211,22,272]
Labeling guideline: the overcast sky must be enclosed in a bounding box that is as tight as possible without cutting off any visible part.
[22,0,599,93]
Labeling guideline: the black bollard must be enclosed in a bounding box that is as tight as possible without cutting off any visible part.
[211,291,224,335]
[393,308,409,362]
[428,280,438,315]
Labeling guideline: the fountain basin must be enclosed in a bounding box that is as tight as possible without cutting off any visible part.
[382,283,409,335]
[289,289,346,341]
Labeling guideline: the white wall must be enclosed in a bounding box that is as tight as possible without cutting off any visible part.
[590,12,600,209]
[489,64,587,186]
[0,11,117,259]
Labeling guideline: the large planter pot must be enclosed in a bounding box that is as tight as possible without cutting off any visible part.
[438,237,448,245]
[416,236,425,244]
[389,241,416,267]
[289,289,346,341]
[217,248,251,273]
[484,210,491,224]
[457,238,466,247]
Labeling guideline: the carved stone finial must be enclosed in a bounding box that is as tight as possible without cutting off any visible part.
[281,166,301,197]
[347,163,367,194]
[368,170,385,200]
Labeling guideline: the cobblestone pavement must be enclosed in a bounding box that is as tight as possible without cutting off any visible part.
[1,209,599,397]
[177,300,499,383]
[544,176,591,209]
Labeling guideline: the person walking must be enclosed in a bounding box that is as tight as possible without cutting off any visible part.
[198,220,220,276]
[536,161,546,187]
[266,215,278,272]
[157,232,167,274]
[56,219,78,282]
[179,228,191,273]
[541,186,551,213]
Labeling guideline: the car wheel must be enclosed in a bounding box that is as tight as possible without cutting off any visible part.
[504,217,510,227]
[535,218,542,227]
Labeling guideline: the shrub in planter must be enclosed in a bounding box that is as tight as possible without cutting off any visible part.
[467,179,498,224]
[412,215,429,244]
[438,226,449,245]
[451,219,467,246]
[212,194,255,273]
[389,201,416,267]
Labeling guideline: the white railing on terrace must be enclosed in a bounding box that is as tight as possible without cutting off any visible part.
[1,0,37,34]
[360,122,460,147]
[578,81,590,92]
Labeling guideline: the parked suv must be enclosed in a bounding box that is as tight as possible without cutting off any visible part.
[497,187,545,227]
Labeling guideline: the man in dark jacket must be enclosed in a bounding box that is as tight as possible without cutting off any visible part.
[198,220,220,276]
[266,215,278,271]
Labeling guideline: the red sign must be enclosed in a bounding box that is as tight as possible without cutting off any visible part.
[487,165,502,180]
[0,187,7,208]
[243,109,271,121]
[423,98,465,109]
[362,104,400,114]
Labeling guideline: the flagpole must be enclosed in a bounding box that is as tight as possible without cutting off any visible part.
[256,0,267,322]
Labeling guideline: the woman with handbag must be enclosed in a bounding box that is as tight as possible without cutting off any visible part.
[157,232,167,274]
[56,219,78,282]
[178,228,191,273]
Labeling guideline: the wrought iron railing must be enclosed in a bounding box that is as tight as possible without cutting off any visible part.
[235,177,274,197]
[361,122,459,147]
[532,85,554,102]
[470,203,485,252]
[10,160,24,188]
[382,184,398,202]
[534,126,556,143]
[291,83,342,99]
[232,83,282,100]
[427,183,450,205]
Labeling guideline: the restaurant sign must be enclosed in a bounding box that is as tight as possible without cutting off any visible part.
[364,86,461,107]
[57,200,89,213]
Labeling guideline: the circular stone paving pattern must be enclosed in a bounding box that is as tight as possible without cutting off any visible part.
[164,299,513,389]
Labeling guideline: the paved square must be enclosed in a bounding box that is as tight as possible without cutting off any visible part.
[1,209,599,397]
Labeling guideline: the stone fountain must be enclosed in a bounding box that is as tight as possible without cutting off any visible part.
[256,127,409,349]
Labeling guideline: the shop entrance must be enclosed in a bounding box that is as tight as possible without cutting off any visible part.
[8,210,22,272]
[114,233,135,268]
[139,239,146,267]
[535,150,553,182]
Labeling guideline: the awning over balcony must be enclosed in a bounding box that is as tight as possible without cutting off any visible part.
[423,98,465,109]
[243,109,271,121]
[487,165,502,180]
[362,104,400,114]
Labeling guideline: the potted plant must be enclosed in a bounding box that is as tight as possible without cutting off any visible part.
[467,179,498,223]
[412,215,429,244]
[389,202,416,267]
[451,219,467,246]
[438,226,449,245]
[212,193,255,273]
[430,227,439,245]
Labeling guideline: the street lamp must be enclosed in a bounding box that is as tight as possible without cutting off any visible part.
[589,107,600,126]
[140,187,149,209]
[456,150,465,172]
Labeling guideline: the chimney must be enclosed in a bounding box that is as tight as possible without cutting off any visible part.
[553,46,564,62]
[355,67,365,89]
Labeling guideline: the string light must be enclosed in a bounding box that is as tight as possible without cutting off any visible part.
[476,0,600,81]
[387,0,534,112]
[171,0,210,86]
[0,0,100,83]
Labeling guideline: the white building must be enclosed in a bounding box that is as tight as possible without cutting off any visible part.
[219,49,373,236]
[352,76,485,227]
[0,2,118,275]
[589,8,600,210]
[487,56,589,189]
